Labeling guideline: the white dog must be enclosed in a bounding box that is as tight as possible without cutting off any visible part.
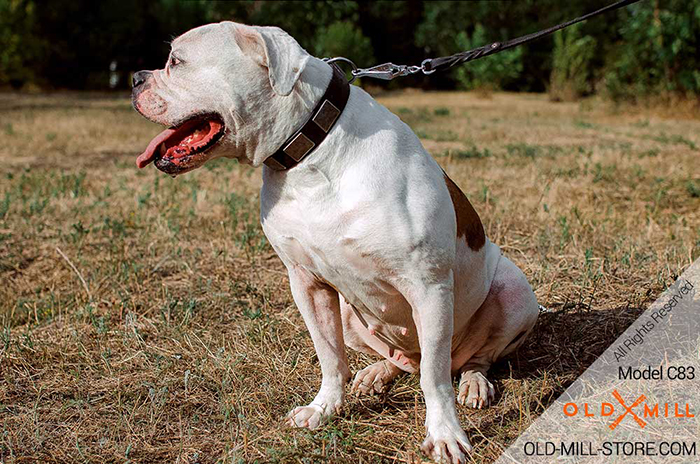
[132,22,539,464]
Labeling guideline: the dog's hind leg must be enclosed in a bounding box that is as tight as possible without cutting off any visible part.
[457,360,496,409]
[454,256,538,409]
[350,359,402,395]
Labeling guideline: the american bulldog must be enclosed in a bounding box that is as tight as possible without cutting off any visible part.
[132,21,539,464]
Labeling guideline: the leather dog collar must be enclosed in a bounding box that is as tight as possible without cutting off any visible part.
[263,63,350,171]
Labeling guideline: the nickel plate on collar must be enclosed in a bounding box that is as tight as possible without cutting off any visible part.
[283,133,315,161]
[312,100,341,133]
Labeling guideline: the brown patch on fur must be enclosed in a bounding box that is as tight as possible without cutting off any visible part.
[443,172,486,251]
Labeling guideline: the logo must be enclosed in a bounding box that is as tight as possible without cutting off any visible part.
[563,390,694,430]
[609,390,646,430]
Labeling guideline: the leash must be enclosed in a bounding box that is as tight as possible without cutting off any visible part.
[267,0,642,171]
[338,0,642,83]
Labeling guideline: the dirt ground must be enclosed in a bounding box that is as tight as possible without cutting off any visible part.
[1,90,698,463]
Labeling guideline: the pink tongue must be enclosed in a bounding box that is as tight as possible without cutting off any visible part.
[136,128,176,168]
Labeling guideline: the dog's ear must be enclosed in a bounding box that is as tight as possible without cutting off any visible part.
[232,24,310,97]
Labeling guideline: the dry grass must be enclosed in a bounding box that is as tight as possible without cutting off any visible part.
[1,90,699,464]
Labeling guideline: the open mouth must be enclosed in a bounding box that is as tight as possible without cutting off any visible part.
[136,114,225,173]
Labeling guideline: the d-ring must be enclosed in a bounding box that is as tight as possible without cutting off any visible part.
[324,57,358,84]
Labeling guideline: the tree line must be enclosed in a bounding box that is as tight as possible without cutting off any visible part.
[1,0,698,102]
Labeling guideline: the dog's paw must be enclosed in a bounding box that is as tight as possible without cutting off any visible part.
[286,403,334,429]
[457,370,495,409]
[350,360,400,395]
[421,424,472,464]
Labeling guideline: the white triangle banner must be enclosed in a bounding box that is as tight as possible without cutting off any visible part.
[496,259,700,464]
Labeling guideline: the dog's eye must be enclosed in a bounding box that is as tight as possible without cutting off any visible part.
[169,55,182,67]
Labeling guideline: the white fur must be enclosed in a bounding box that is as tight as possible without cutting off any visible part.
[133,22,540,464]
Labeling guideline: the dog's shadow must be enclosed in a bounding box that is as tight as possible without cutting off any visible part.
[494,303,645,382]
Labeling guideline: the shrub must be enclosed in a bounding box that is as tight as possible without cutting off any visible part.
[602,0,700,102]
[549,24,597,101]
[313,21,374,68]
[453,24,523,91]
[0,0,43,87]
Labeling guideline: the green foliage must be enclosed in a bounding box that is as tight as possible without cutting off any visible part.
[415,0,573,92]
[453,24,523,91]
[415,1,480,58]
[212,0,360,53]
[603,0,700,101]
[313,21,374,67]
[2,0,700,101]
[0,0,43,87]
[550,24,597,101]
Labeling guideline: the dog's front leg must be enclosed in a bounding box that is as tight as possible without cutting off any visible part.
[285,265,350,429]
[413,275,472,463]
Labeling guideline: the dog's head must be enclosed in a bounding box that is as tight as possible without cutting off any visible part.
[132,22,311,175]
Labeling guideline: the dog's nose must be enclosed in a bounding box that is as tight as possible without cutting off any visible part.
[132,70,151,88]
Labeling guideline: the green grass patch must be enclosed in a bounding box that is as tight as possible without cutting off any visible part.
[652,133,697,150]
[443,146,492,159]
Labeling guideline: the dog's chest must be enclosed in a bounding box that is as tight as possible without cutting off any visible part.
[260,180,408,314]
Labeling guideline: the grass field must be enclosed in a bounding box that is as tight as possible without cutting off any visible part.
[1,90,699,464]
